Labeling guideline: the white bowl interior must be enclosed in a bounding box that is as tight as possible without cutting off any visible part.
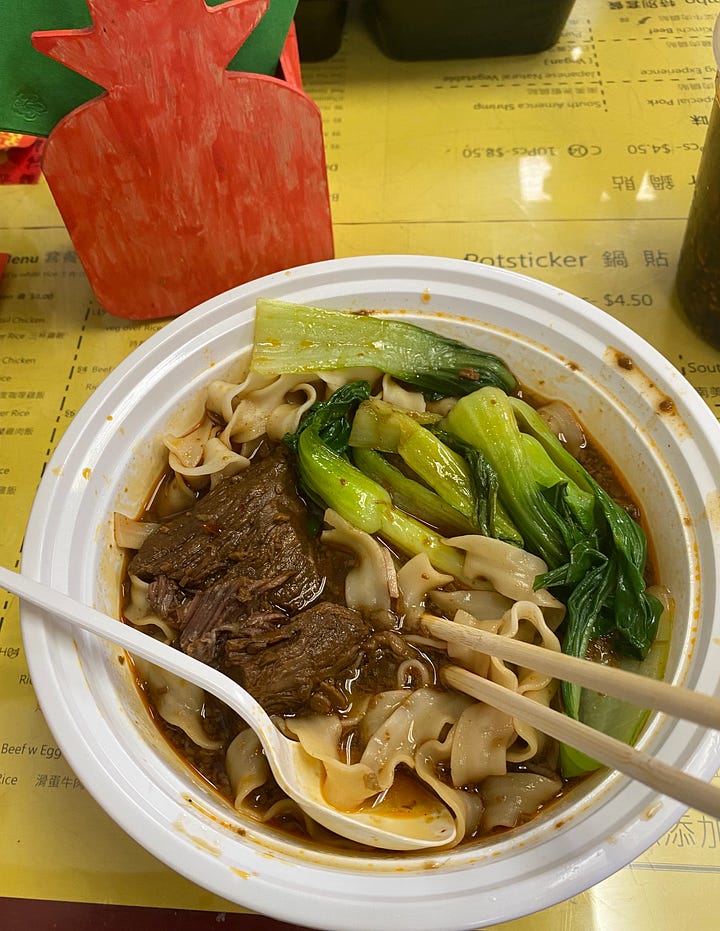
[20,256,720,931]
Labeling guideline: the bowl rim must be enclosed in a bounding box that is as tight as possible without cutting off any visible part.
[18,254,720,930]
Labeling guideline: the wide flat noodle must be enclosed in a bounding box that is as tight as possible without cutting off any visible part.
[480,772,562,832]
[450,703,516,786]
[378,374,426,412]
[133,656,222,751]
[321,508,398,628]
[315,367,382,393]
[452,604,560,763]
[226,727,271,808]
[429,588,514,622]
[284,714,374,810]
[124,575,177,640]
[164,416,250,487]
[164,415,215,470]
[205,371,277,425]
[415,737,485,840]
[396,553,454,631]
[282,688,490,848]
[154,472,197,516]
[448,534,566,628]
[113,513,159,550]
[226,727,315,831]
[210,373,320,446]
[360,689,473,790]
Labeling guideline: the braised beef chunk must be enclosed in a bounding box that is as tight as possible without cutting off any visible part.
[175,573,289,664]
[129,447,343,611]
[127,447,372,715]
[224,602,372,715]
[147,574,184,617]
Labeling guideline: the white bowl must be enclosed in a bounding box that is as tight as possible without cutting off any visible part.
[20,255,720,931]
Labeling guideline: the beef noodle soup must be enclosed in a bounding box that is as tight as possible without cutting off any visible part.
[115,302,670,850]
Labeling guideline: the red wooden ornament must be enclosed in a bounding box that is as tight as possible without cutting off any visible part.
[32,0,334,320]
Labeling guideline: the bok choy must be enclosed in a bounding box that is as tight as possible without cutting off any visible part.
[441,386,664,738]
[284,382,471,582]
[251,299,517,398]
[349,397,521,545]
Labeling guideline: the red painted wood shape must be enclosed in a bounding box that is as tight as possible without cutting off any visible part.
[32,0,334,319]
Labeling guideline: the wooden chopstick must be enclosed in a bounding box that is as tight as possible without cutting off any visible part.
[441,664,720,819]
[422,613,720,816]
[422,613,720,730]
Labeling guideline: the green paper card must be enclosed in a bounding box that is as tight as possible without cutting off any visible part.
[0,0,298,137]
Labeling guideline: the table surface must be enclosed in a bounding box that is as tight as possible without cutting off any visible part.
[2,1,720,929]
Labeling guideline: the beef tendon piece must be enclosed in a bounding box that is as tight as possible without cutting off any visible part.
[224,602,372,715]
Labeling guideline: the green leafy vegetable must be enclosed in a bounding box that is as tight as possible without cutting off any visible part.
[431,428,522,546]
[349,397,476,518]
[348,396,521,544]
[441,387,574,568]
[351,446,476,537]
[284,379,370,456]
[519,432,595,534]
[441,385,664,760]
[251,298,517,398]
[285,383,471,581]
[561,594,672,776]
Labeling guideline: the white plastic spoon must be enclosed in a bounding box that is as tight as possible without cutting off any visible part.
[0,565,456,851]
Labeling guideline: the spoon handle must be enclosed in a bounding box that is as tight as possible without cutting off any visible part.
[0,565,271,737]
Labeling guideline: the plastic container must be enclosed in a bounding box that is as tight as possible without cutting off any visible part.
[19,254,720,931]
[365,0,577,61]
[295,0,349,61]
[675,16,720,349]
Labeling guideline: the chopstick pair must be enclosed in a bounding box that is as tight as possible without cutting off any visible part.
[422,613,720,819]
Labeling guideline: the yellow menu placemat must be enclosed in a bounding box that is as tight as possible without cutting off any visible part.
[1,0,720,925]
